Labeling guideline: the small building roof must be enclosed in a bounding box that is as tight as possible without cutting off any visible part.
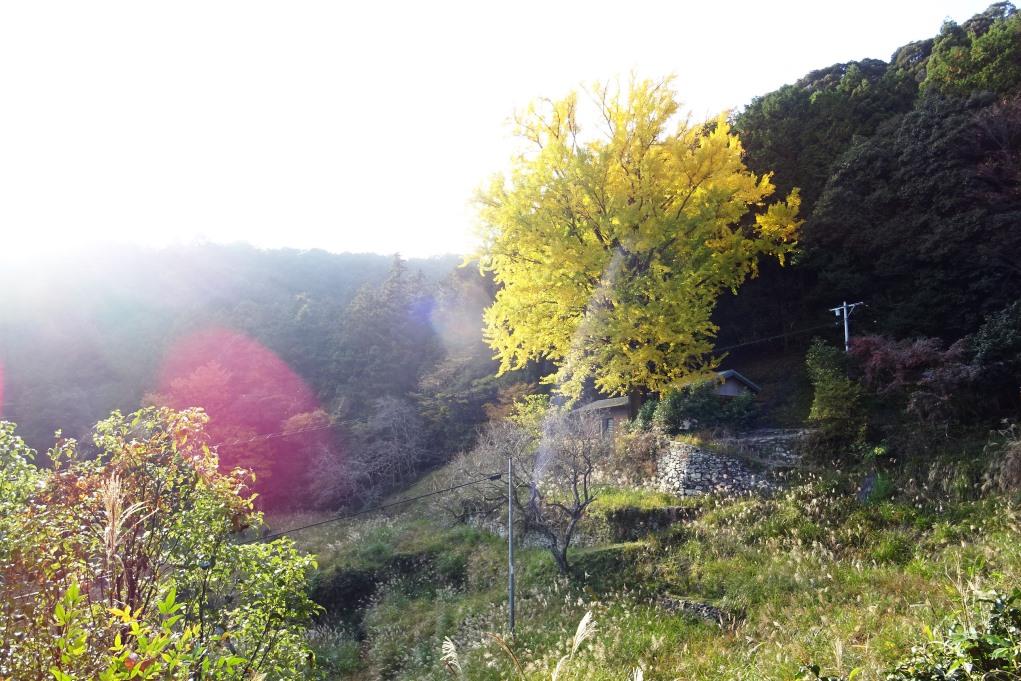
[717,369,761,393]
[575,369,759,413]
[574,396,631,413]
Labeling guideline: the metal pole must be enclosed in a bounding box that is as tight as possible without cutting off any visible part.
[507,455,515,633]
[830,301,863,353]
[842,301,850,353]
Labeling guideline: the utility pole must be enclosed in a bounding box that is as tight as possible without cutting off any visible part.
[507,455,515,634]
[829,301,864,352]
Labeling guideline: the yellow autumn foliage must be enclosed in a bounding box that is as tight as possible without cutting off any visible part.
[475,76,801,399]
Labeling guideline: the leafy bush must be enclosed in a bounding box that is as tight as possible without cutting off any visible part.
[41,584,232,681]
[852,335,981,431]
[887,589,1021,680]
[805,339,864,431]
[868,471,896,503]
[652,381,756,435]
[806,588,1021,680]
[972,300,1021,368]
[0,408,319,680]
[635,397,658,430]
[972,300,1021,415]
[842,301,1021,439]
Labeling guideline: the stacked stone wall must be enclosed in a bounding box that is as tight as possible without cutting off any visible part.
[655,429,806,497]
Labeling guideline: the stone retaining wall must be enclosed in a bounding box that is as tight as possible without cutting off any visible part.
[655,429,806,497]
[656,442,770,496]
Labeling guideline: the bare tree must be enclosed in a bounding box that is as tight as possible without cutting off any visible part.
[454,412,611,575]
[451,419,535,524]
[527,414,610,573]
[310,396,426,508]
[358,396,426,489]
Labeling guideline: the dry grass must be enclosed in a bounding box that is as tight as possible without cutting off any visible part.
[300,463,1021,680]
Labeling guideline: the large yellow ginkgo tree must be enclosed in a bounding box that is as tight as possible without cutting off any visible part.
[475,77,802,400]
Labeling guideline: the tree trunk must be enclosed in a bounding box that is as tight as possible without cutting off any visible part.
[551,544,571,575]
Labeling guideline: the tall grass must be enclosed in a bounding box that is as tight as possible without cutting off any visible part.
[301,470,1021,680]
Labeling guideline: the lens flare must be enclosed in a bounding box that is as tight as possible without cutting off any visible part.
[152,327,337,508]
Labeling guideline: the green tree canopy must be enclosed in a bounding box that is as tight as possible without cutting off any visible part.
[735,57,919,212]
[715,3,1021,349]
[331,255,441,414]
[807,94,1021,338]
[475,78,801,399]
[922,3,1021,97]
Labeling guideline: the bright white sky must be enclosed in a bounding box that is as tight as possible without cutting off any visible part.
[0,1,988,258]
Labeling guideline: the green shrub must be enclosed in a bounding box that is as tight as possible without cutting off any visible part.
[806,339,865,435]
[0,409,319,680]
[807,588,1021,680]
[636,397,658,429]
[869,530,913,564]
[653,381,756,434]
[865,471,896,504]
[971,300,1021,368]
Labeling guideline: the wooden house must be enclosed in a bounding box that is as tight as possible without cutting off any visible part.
[574,394,642,436]
[575,370,760,435]
[714,370,761,397]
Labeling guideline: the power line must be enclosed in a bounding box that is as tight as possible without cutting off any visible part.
[713,321,838,353]
[211,423,336,449]
[242,471,503,544]
[829,301,865,353]
[3,322,846,447]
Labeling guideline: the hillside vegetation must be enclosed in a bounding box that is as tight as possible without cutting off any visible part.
[2,3,1021,679]
[287,4,1021,669]
[288,453,1021,679]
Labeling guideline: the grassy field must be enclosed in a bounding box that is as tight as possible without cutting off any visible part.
[268,460,1021,680]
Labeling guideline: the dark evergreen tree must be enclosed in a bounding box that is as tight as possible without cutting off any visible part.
[331,255,442,415]
[808,94,1021,338]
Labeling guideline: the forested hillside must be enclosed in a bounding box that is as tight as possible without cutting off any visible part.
[2,3,1021,680]
[0,244,540,507]
[5,2,1020,474]
[716,1,1021,345]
